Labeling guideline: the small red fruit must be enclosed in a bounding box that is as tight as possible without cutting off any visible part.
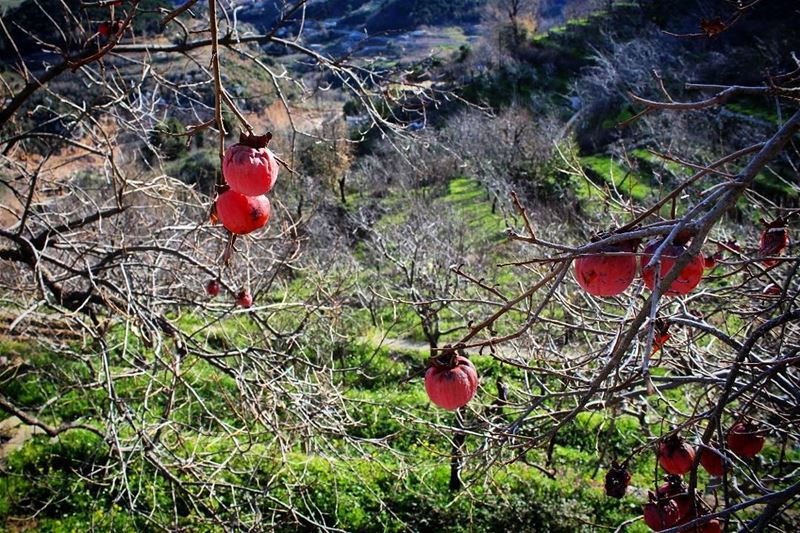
[703,252,721,269]
[236,289,253,309]
[98,22,111,37]
[658,435,696,475]
[215,190,271,235]
[604,461,631,499]
[223,132,279,196]
[574,240,638,297]
[758,217,789,267]
[698,445,728,477]
[643,496,681,531]
[699,519,722,533]
[763,284,781,296]
[652,319,670,354]
[727,420,765,458]
[642,239,705,296]
[424,355,478,410]
[206,279,221,297]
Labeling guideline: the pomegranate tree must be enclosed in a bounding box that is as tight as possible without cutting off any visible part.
[223,132,279,196]
[424,355,479,410]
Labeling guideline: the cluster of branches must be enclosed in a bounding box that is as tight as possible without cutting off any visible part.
[0,0,798,531]
[0,0,457,529]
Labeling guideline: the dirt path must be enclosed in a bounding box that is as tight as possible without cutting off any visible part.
[0,416,44,463]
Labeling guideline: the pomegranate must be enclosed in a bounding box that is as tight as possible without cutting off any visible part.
[643,496,681,531]
[763,284,781,296]
[758,217,789,267]
[699,519,722,533]
[604,461,631,499]
[206,279,221,297]
[652,319,671,354]
[656,476,692,520]
[642,239,705,296]
[727,420,765,458]
[424,355,479,410]
[223,132,279,196]
[698,445,728,477]
[574,240,638,297]
[658,435,696,475]
[215,190,271,235]
[703,252,721,269]
[236,289,253,309]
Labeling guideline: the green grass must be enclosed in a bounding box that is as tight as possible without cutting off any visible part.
[581,155,653,201]
[443,177,508,241]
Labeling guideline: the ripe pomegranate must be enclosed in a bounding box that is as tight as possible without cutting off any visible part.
[642,239,705,296]
[236,289,253,309]
[215,190,271,235]
[604,461,631,499]
[574,239,638,297]
[643,496,681,531]
[727,420,765,458]
[652,319,671,354]
[656,476,692,520]
[206,279,221,297]
[223,132,279,196]
[698,445,728,477]
[424,355,478,410]
[658,435,696,475]
[703,251,722,269]
[763,284,781,296]
[758,217,789,267]
[699,519,722,533]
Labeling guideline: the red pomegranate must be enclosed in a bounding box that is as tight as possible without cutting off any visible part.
[206,279,221,297]
[699,519,722,533]
[215,190,271,235]
[642,239,705,296]
[604,461,631,499]
[758,218,789,267]
[223,132,279,196]
[652,319,671,354]
[574,239,638,297]
[236,289,253,309]
[658,435,696,475]
[656,476,692,520]
[643,496,681,531]
[762,283,781,296]
[703,251,721,269]
[727,420,765,458]
[698,445,728,477]
[424,355,479,410]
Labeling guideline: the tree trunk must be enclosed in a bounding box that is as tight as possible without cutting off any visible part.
[449,409,466,492]
[338,174,347,205]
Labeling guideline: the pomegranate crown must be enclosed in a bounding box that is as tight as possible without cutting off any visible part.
[238,131,273,149]
[429,344,467,369]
